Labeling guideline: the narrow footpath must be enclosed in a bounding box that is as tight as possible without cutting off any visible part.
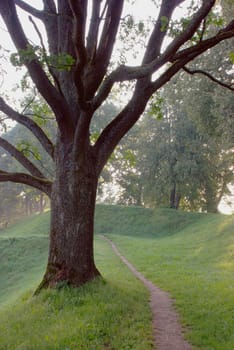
[100,235,192,350]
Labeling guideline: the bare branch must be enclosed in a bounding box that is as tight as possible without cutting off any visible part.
[68,0,88,106]
[0,97,54,159]
[28,15,63,95]
[183,66,234,91]
[85,0,124,99]
[0,170,52,196]
[0,0,74,135]
[15,0,43,19]
[0,137,46,178]
[68,0,87,64]
[20,93,37,114]
[172,20,234,62]
[16,0,58,55]
[94,14,234,109]
[161,0,216,62]
[86,0,102,60]
[142,0,186,64]
[94,88,152,174]
[42,0,58,56]
[150,57,195,93]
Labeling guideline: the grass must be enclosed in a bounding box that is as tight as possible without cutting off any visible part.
[105,208,234,350]
[0,206,233,349]
[0,212,50,308]
[0,213,153,350]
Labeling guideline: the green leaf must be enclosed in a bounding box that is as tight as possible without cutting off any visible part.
[10,45,40,67]
[160,16,169,32]
[229,52,234,64]
[47,53,75,71]
[90,132,100,144]
[149,95,164,120]
[123,149,136,167]
[17,141,41,161]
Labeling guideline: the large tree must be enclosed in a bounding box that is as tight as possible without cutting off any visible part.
[0,0,233,289]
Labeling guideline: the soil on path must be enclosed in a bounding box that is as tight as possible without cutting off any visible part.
[100,235,192,350]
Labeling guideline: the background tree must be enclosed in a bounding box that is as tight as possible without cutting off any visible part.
[112,77,233,212]
[0,0,233,290]
[109,38,234,212]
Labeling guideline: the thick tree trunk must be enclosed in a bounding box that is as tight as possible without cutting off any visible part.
[37,140,100,290]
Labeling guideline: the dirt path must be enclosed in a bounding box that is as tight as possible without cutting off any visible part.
[100,235,192,350]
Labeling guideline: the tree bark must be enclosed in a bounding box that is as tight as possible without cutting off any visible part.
[170,183,176,209]
[37,140,100,290]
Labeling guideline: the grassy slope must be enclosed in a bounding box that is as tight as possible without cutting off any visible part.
[0,213,50,308]
[96,206,234,350]
[0,211,153,350]
[0,205,233,349]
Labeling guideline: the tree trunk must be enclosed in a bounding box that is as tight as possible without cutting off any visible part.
[175,194,181,210]
[206,199,218,213]
[204,184,218,213]
[170,183,176,209]
[37,140,100,290]
[39,193,44,213]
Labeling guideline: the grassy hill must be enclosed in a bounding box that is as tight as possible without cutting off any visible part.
[0,205,233,349]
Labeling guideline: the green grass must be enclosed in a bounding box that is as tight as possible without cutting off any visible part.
[0,212,153,350]
[105,209,234,350]
[0,212,50,308]
[0,206,233,349]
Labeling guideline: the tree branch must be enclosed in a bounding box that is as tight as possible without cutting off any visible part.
[68,0,87,64]
[183,66,234,91]
[86,0,102,60]
[93,1,233,173]
[41,0,58,56]
[172,20,234,62]
[0,137,46,178]
[0,97,54,159]
[15,0,58,55]
[73,110,93,164]
[94,88,152,174]
[42,0,56,14]
[93,9,234,109]
[85,0,124,100]
[0,170,52,196]
[142,0,186,64]
[160,0,216,63]
[28,15,63,96]
[15,0,43,19]
[68,0,88,108]
[0,0,74,135]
